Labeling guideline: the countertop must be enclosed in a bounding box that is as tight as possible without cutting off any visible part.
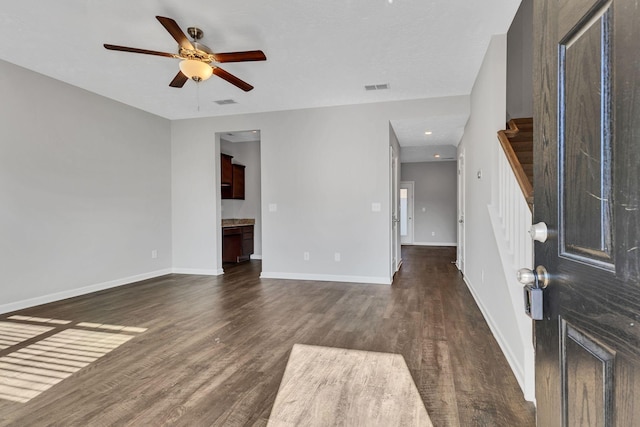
[221,218,255,228]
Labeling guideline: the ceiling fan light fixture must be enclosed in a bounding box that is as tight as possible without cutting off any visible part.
[179,59,213,81]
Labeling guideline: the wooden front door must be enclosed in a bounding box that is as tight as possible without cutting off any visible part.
[534,0,640,425]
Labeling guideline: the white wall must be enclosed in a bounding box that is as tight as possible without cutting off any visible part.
[0,59,172,313]
[220,139,262,257]
[401,161,457,245]
[506,0,533,119]
[458,35,533,400]
[171,96,469,284]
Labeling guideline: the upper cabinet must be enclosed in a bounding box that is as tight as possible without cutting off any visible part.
[221,154,245,200]
[221,154,233,186]
[230,164,245,199]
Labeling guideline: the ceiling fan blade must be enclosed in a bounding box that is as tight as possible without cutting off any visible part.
[213,50,267,63]
[212,67,254,92]
[104,44,175,58]
[169,71,189,88]
[156,16,194,50]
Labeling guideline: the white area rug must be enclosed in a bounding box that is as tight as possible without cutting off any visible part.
[268,344,433,427]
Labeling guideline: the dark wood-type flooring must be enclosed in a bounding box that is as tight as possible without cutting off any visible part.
[0,246,535,426]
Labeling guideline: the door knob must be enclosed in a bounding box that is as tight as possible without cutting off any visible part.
[517,268,536,285]
[529,222,548,242]
[517,265,550,288]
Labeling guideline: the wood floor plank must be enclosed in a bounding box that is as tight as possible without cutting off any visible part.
[0,246,534,426]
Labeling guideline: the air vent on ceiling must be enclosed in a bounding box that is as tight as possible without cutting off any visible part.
[214,99,237,105]
[364,83,390,91]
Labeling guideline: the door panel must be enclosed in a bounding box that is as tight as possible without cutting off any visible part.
[559,4,613,265]
[534,0,640,425]
[562,321,614,426]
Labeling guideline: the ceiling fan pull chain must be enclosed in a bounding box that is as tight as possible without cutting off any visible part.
[196,81,201,112]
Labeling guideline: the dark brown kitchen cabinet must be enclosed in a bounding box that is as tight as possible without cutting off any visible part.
[221,153,233,186]
[230,164,245,199]
[220,154,245,200]
[222,225,253,263]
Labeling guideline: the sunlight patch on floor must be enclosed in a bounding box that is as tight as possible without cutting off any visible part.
[8,316,72,325]
[0,322,53,350]
[0,321,146,404]
[77,322,147,333]
[0,329,133,403]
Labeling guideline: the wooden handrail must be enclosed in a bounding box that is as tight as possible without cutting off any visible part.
[503,118,532,137]
[497,130,533,209]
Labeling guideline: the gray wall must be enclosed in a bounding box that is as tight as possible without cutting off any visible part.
[458,34,533,400]
[506,0,533,119]
[220,139,262,257]
[400,161,457,245]
[171,96,470,284]
[1,59,172,313]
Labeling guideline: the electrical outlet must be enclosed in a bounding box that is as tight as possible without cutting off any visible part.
[151,250,158,259]
[304,251,310,261]
[334,252,341,262]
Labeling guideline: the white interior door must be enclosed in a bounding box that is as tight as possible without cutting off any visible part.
[456,152,465,272]
[400,181,414,245]
[390,145,401,273]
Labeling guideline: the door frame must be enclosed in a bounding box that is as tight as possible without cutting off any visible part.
[456,150,465,273]
[390,145,401,275]
[400,181,415,245]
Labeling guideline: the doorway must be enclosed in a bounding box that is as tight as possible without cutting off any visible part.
[217,130,263,272]
[400,181,414,245]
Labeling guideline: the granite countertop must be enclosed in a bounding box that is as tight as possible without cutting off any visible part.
[221,218,255,227]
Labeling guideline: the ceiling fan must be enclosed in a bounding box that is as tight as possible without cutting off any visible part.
[104,16,266,91]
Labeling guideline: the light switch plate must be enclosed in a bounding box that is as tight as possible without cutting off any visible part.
[268,203,277,212]
[371,202,381,212]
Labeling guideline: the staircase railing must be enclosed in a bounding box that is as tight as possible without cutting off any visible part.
[497,121,533,209]
[487,137,535,400]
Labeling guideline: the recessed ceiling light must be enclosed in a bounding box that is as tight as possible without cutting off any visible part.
[425,131,432,135]
[434,154,441,158]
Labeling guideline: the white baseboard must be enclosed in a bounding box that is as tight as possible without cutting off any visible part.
[0,269,172,315]
[462,275,530,401]
[260,272,391,285]
[171,268,224,276]
[407,242,457,247]
[250,254,262,260]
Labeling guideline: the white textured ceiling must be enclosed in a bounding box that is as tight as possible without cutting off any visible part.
[0,1,520,156]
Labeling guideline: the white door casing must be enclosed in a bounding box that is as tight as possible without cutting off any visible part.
[456,151,465,273]
[390,145,401,274]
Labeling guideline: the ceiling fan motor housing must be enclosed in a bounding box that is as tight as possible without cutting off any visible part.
[187,27,203,40]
